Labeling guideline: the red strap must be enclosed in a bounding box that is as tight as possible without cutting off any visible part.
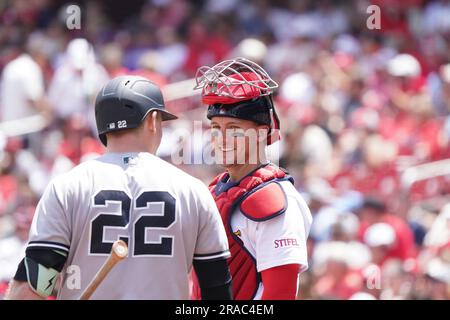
[261,264,300,300]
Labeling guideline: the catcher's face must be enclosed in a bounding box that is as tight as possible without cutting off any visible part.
[210,116,268,167]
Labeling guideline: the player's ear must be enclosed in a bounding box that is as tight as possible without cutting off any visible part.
[147,111,158,133]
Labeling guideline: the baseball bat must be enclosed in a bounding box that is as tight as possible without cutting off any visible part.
[79,240,128,300]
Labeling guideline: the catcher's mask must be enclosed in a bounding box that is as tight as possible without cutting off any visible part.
[194,57,280,145]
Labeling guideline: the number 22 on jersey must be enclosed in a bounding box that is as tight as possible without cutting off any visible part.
[89,190,176,257]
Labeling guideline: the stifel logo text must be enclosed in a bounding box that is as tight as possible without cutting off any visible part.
[274,238,299,248]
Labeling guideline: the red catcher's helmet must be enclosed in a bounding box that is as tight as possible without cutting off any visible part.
[194,57,281,145]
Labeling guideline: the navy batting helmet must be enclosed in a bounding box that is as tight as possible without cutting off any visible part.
[95,75,177,146]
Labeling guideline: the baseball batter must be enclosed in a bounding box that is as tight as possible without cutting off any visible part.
[6,76,232,300]
[192,58,313,300]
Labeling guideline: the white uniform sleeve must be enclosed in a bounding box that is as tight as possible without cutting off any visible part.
[193,183,230,262]
[27,176,71,253]
[254,194,311,272]
[23,62,44,102]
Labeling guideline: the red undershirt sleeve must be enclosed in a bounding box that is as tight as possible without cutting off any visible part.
[261,263,300,300]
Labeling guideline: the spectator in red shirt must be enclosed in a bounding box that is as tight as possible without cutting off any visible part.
[183,19,231,75]
[57,116,104,165]
[358,197,417,262]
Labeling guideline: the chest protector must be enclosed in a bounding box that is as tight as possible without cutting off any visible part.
[192,164,293,300]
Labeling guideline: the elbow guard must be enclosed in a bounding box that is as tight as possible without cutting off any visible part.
[14,247,68,298]
[193,258,233,300]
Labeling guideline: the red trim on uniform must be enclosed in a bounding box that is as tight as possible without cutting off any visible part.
[261,264,300,300]
[240,182,287,221]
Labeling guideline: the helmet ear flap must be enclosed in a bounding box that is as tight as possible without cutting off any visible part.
[99,134,107,146]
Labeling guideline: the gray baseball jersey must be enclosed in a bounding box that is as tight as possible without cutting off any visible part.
[26,152,229,299]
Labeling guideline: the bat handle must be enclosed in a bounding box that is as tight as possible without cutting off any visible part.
[79,240,128,300]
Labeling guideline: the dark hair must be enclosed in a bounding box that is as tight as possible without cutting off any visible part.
[361,197,386,213]
[8,28,28,53]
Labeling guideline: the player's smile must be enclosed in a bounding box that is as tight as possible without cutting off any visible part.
[210,117,264,166]
[216,144,238,165]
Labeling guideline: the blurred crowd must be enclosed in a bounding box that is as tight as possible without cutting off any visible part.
[1,0,450,299]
